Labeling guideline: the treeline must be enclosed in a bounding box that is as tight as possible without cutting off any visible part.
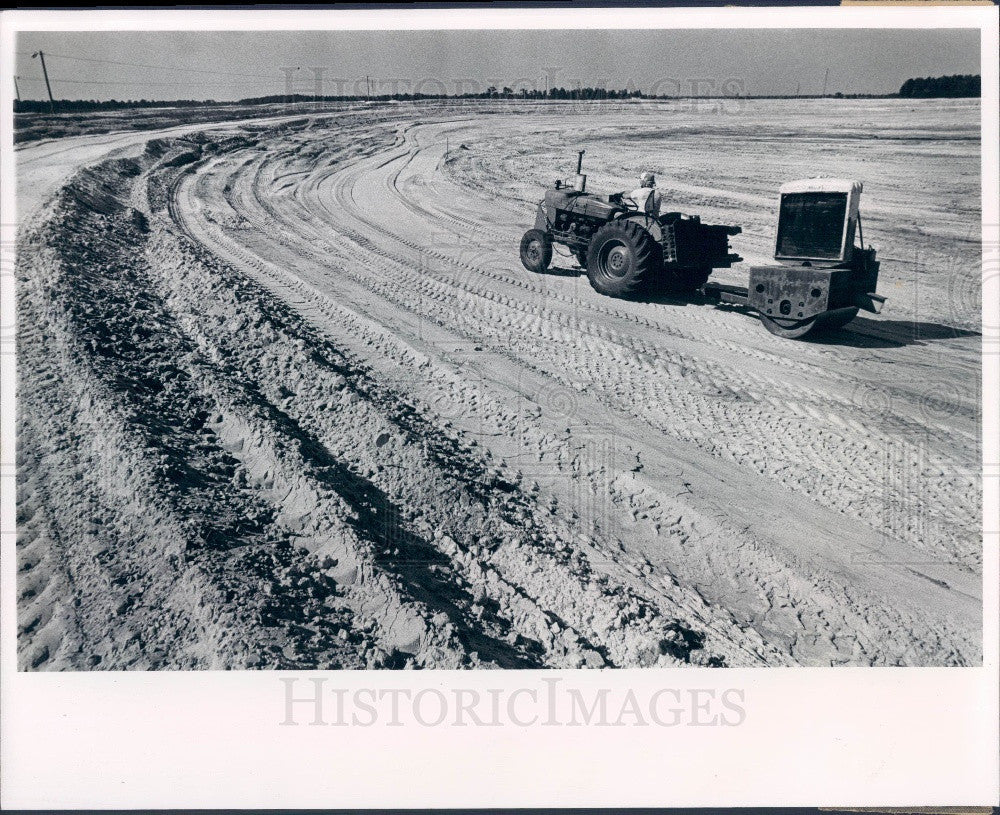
[11,87,728,114]
[15,91,645,114]
[239,87,646,104]
[15,98,224,114]
[899,74,980,98]
[15,76,982,114]
[476,86,643,99]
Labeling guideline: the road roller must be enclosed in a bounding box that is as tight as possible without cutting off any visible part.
[703,178,885,338]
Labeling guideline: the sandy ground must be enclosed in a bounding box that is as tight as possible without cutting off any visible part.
[15,98,982,669]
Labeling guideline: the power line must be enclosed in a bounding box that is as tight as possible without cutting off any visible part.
[15,75,286,87]
[15,49,278,80]
[13,50,377,102]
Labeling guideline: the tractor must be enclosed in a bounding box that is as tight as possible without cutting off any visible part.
[702,178,885,337]
[518,151,742,297]
[518,152,886,339]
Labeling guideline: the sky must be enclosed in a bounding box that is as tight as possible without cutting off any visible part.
[14,28,981,102]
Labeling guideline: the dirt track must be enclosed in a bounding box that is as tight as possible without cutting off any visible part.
[16,99,982,668]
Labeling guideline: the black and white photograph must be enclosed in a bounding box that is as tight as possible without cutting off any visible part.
[1,5,998,809]
[9,22,988,672]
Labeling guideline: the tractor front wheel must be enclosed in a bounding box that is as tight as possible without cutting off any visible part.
[586,220,660,298]
[519,229,552,273]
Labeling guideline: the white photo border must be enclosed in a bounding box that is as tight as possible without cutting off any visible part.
[1,5,997,809]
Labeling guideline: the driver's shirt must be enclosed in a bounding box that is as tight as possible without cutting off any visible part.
[630,186,663,216]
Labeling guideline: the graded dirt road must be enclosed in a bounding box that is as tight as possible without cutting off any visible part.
[15,99,983,669]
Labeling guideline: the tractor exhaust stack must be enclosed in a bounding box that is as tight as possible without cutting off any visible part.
[574,150,587,192]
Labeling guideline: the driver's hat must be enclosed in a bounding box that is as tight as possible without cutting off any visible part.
[640,171,656,187]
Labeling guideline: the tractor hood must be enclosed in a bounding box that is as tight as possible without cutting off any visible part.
[542,188,625,221]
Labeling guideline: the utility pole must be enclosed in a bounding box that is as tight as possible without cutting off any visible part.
[365,75,370,101]
[822,67,829,97]
[32,51,55,114]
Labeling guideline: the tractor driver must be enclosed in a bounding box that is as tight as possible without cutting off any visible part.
[629,171,662,217]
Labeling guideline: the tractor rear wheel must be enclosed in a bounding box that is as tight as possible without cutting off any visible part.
[586,220,660,297]
[519,229,552,273]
